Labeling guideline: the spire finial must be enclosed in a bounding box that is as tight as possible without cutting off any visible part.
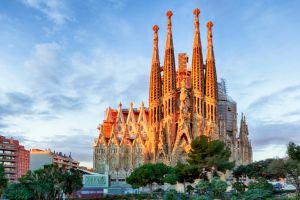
[153,25,159,48]
[207,21,214,29]
[193,8,200,17]
[166,10,173,18]
[119,101,122,108]
[141,101,144,107]
[194,8,200,30]
[166,10,173,33]
[206,21,214,52]
[130,101,133,108]
[152,25,160,63]
[153,25,159,33]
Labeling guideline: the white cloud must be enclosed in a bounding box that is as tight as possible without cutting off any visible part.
[22,0,74,25]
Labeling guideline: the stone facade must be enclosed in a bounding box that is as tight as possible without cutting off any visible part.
[93,8,252,181]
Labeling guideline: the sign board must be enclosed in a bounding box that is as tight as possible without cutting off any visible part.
[83,174,108,188]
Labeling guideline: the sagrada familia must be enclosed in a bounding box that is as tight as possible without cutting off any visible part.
[93,9,252,182]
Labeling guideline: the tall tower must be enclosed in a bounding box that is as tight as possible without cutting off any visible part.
[205,21,219,139]
[161,10,177,161]
[148,25,162,159]
[191,8,205,138]
[163,10,176,117]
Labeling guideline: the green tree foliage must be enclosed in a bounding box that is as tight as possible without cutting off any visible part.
[126,163,174,191]
[4,164,82,200]
[233,159,275,179]
[163,189,177,200]
[248,177,273,191]
[263,143,300,199]
[242,189,273,200]
[186,185,194,196]
[0,164,8,196]
[242,178,273,200]
[187,135,235,179]
[210,177,227,199]
[173,162,198,192]
[196,179,210,196]
[288,142,300,162]
[232,181,246,193]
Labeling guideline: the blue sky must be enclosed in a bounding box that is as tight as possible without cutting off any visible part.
[0,0,299,167]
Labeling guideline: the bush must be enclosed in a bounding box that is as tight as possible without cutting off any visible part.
[192,195,209,200]
[248,178,273,191]
[210,177,227,199]
[164,189,178,200]
[243,188,273,200]
[197,180,210,195]
[232,181,246,193]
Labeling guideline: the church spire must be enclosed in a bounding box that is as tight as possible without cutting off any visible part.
[205,21,218,102]
[206,21,215,66]
[204,21,218,139]
[163,10,176,115]
[149,25,162,125]
[152,25,160,65]
[165,10,174,49]
[191,8,205,117]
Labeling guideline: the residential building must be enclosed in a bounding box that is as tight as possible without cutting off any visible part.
[30,149,79,171]
[0,135,30,182]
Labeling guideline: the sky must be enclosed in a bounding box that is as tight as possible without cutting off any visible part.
[0,0,299,167]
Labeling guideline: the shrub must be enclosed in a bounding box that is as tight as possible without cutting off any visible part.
[210,177,227,199]
[164,189,178,200]
[243,188,273,200]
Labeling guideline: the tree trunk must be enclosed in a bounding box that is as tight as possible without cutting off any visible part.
[183,180,186,194]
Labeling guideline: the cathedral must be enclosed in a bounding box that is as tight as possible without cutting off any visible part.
[93,9,252,183]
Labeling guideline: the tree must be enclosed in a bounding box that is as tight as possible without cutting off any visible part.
[186,185,194,196]
[4,164,82,200]
[62,168,83,198]
[232,181,246,193]
[187,135,235,180]
[126,163,174,192]
[233,159,275,180]
[242,189,273,200]
[284,159,300,199]
[287,142,300,199]
[174,162,198,193]
[288,142,300,162]
[264,143,300,199]
[196,179,210,196]
[210,177,227,199]
[243,178,273,200]
[247,177,273,191]
[0,164,8,196]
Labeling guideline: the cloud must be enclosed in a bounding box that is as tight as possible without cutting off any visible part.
[25,42,69,89]
[26,129,94,165]
[46,94,84,111]
[0,92,35,117]
[100,0,127,9]
[251,120,300,150]
[22,0,74,25]
[246,83,300,122]
[248,84,300,110]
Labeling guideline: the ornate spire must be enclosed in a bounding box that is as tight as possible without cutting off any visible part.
[165,10,173,49]
[163,10,176,100]
[149,25,162,125]
[205,21,217,100]
[152,25,159,64]
[193,8,201,47]
[191,8,205,116]
[206,21,215,62]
